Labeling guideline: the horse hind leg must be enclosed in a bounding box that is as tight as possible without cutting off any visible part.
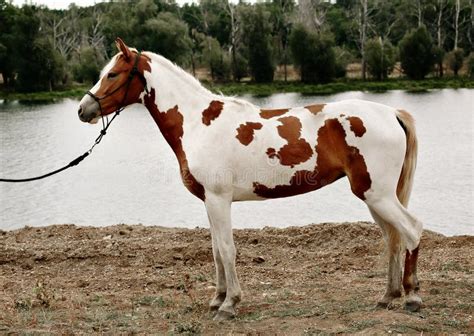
[366,197,423,311]
[369,208,403,308]
[403,244,421,311]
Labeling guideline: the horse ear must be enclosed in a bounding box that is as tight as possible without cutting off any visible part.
[115,38,132,61]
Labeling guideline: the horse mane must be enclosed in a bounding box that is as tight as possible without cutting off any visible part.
[144,51,256,109]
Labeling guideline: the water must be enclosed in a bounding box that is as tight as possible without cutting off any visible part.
[1,89,473,236]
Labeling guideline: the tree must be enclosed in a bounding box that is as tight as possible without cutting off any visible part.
[446,48,464,76]
[289,25,336,83]
[142,12,192,65]
[399,26,435,79]
[364,37,397,80]
[241,5,275,82]
[270,0,295,82]
[467,52,474,78]
[203,37,230,82]
[432,45,445,77]
[0,0,18,87]
[73,46,105,84]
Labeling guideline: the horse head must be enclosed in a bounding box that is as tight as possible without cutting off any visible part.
[78,38,150,123]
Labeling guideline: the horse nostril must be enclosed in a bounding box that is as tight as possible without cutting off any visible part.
[78,106,83,116]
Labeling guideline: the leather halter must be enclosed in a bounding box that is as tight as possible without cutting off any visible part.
[86,51,149,117]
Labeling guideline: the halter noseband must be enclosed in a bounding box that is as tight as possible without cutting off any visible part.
[86,51,149,117]
[85,51,149,147]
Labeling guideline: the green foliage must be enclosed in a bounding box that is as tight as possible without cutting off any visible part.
[364,38,397,80]
[1,0,473,94]
[142,12,192,65]
[399,26,435,80]
[333,46,353,78]
[289,25,336,83]
[233,53,248,82]
[432,46,445,77]
[203,38,230,82]
[467,53,474,79]
[446,49,464,76]
[73,47,105,84]
[241,5,275,83]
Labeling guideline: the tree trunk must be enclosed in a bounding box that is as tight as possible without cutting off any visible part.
[454,0,460,50]
[360,0,368,80]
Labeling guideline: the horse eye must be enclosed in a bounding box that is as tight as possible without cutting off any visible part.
[107,72,118,79]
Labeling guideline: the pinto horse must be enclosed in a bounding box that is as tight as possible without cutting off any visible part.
[78,38,423,320]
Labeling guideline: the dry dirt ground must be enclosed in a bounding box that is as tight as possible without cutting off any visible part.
[0,222,472,335]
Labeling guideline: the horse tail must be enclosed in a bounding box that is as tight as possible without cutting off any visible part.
[396,109,418,208]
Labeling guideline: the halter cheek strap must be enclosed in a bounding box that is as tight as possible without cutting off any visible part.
[86,51,149,145]
[86,51,148,116]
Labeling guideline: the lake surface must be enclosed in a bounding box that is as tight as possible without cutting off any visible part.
[1,89,473,236]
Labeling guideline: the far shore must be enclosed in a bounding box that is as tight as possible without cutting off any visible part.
[1,77,473,103]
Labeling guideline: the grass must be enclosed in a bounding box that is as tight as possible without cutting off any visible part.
[207,77,474,96]
[1,77,472,103]
[0,85,88,103]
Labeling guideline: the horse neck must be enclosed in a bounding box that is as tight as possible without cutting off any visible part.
[144,54,216,125]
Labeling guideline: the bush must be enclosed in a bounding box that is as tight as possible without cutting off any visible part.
[232,52,248,82]
[73,47,105,84]
[446,48,464,76]
[432,46,445,77]
[333,46,353,78]
[203,37,230,82]
[241,6,275,82]
[16,38,66,92]
[364,38,397,80]
[467,53,474,79]
[399,26,434,80]
[289,25,336,83]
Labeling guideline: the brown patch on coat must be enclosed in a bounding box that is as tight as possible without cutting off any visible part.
[93,52,151,116]
[346,116,366,137]
[268,116,313,168]
[305,104,325,115]
[144,88,205,201]
[259,108,289,119]
[235,122,263,146]
[254,118,371,199]
[202,100,224,126]
[403,245,420,294]
[266,147,278,159]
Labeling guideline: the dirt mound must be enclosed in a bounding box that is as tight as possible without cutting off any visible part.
[0,222,472,334]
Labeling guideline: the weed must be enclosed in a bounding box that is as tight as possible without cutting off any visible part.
[15,298,32,311]
[136,295,167,307]
[443,318,468,329]
[238,311,263,321]
[349,319,380,332]
[194,274,206,282]
[440,261,467,272]
[173,320,202,335]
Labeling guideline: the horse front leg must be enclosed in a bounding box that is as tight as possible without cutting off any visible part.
[205,191,241,320]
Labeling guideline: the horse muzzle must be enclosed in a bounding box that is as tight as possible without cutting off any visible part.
[78,99,100,124]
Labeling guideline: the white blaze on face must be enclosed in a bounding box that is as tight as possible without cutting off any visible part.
[78,55,120,123]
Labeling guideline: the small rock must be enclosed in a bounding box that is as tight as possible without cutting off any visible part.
[430,288,441,295]
[77,280,89,288]
[103,235,112,240]
[252,256,265,263]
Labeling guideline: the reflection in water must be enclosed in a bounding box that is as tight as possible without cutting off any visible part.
[1,90,473,236]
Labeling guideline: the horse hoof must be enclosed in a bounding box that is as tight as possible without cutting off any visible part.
[213,310,235,321]
[404,300,421,312]
[209,304,220,312]
[376,301,389,309]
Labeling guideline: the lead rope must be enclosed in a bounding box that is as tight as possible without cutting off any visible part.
[0,52,146,183]
[0,111,119,183]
